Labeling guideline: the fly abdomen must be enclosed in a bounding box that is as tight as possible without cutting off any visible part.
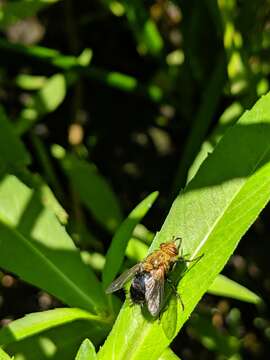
[130,272,151,304]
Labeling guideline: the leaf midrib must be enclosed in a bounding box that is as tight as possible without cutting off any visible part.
[0,217,100,313]
[115,143,270,360]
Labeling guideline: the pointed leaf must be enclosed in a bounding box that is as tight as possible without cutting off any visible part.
[62,155,123,233]
[97,92,270,359]
[0,308,110,346]
[102,191,158,288]
[75,339,97,360]
[208,274,261,304]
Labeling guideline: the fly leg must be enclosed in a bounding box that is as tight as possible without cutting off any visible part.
[178,253,204,266]
[166,278,184,311]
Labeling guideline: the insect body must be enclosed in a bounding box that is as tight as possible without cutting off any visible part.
[106,238,181,317]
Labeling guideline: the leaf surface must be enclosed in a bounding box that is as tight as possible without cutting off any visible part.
[0,175,107,314]
[208,274,261,304]
[75,339,97,360]
[0,308,109,346]
[98,92,270,359]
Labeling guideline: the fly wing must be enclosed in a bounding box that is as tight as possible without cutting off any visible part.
[144,271,164,317]
[105,263,141,294]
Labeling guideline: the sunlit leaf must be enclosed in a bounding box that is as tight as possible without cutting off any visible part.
[0,308,109,346]
[75,339,97,360]
[102,191,158,288]
[97,92,270,359]
[16,74,66,134]
[0,175,107,314]
[0,347,12,360]
[208,274,261,304]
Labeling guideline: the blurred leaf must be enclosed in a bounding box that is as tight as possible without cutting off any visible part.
[75,339,97,360]
[0,308,108,346]
[102,191,158,288]
[28,72,66,114]
[125,237,148,263]
[30,133,65,202]
[0,174,108,314]
[172,54,226,191]
[103,0,163,56]
[189,314,240,356]
[5,318,108,360]
[187,102,244,184]
[62,155,123,233]
[0,0,59,30]
[14,168,68,224]
[208,274,261,304]
[97,92,270,359]
[0,38,162,102]
[0,347,12,360]
[16,73,67,134]
[0,106,30,168]
[15,74,47,90]
[37,182,68,224]
[81,251,105,272]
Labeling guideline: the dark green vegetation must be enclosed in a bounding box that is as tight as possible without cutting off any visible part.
[0,1,270,359]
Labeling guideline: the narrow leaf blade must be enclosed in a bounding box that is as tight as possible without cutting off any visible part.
[97,92,270,359]
[102,191,158,288]
[0,175,107,314]
[0,308,108,346]
[75,339,97,360]
[62,155,123,233]
[208,274,261,304]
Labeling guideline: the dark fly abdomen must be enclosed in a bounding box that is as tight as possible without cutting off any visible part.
[130,272,150,304]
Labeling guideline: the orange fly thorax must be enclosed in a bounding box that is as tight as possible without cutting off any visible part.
[143,241,179,273]
[160,241,179,258]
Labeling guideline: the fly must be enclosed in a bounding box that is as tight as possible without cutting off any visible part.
[106,237,199,317]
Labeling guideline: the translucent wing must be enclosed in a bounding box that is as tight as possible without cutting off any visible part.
[145,270,164,317]
[105,263,141,294]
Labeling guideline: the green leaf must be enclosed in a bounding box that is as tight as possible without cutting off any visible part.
[16,73,67,134]
[75,339,97,360]
[0,347,12,360]
[29,73,66,114]
[125,237,148,263]
[102,191,158,288]
[172,54,226,191]
[158,348,181,360]
[0,106,30,168]
[109,1,163,56]
[5,318,108,360]
[0,308,109,346]
[0,175,107,314]
[62,155,123,233]
[0,0,59,30]
[187,102,244,183]
[15,74,47,90]
[97,92,270,359]
[208,274,261,304]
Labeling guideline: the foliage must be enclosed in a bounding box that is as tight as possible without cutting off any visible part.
[0,1,269,359]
